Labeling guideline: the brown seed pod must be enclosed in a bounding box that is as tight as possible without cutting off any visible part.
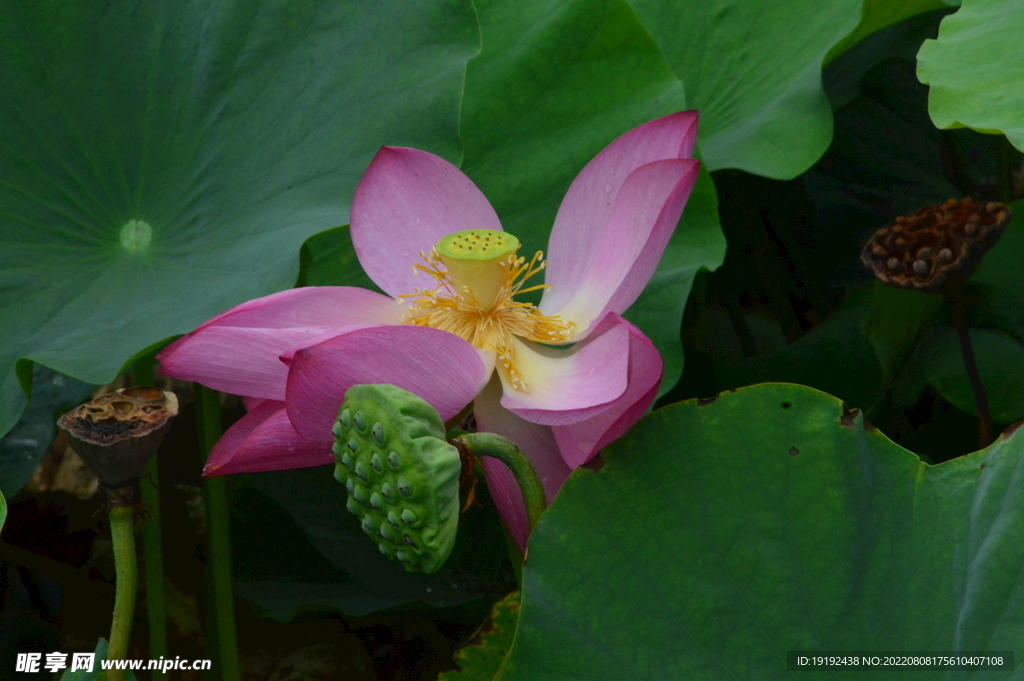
[860,198,1012,292]
[58,386,178,487]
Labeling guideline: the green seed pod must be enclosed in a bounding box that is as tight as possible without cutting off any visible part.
[332,384,461,574]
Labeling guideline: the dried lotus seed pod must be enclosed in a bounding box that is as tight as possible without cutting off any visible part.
[333,384,461,574]
[58,386,178,487]
[860,198,1012,292]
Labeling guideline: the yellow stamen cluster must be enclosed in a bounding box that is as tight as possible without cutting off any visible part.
[399,247,575,391]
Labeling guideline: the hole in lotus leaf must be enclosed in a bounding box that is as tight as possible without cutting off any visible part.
[370,453,383,472]
[789,446,799,456]
[354,410,366,431]
[388,451,400,468]
[119,219,152,252]
[372,422,384,445]
[340,409,352,429]
[397,478,413,497]
[781,402,791,409]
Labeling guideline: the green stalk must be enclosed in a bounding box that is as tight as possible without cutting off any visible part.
[107,505,138,681]
[455,432,547,533]
[195,385,241,681]
[133,358,167,675]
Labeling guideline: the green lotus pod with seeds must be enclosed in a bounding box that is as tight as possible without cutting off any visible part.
[332,384,461,574]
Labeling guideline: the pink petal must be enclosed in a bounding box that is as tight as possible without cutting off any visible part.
[286,325,492,441]
[351,147,503,299]
[158,287,402,399]
[540,158,700,336]
[242,396,266,411]
[180,286,402,332]
[553,315,662,468]
[160,324,375,401]
[498,322,629,425]
[542,111,698,321]
[203,401,333,476]
[474,379,571,550]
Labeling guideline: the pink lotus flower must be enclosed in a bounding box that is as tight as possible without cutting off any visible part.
[159,112,699,546]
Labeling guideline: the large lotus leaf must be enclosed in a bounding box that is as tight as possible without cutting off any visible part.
[438,591,520,681]
[917,0,1024,151]
[459,0,724,396]
[0,365,96,498]
[0,0,479,439]
[625,0,861,179]
[500,384,1024,680]
[826,0,958,63]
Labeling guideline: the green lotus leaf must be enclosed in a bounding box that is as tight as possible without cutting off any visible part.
[501,383,1024,679]
[439,591,520,681]
[827,0,958,63]
[917,0,1024,151]
[626,0,861,179]
[0,365,96,498]
[0,0,479,439]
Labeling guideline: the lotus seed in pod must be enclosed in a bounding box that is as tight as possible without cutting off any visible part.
[332,384,462,574]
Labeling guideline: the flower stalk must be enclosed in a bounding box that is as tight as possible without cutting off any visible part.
[453,432,546,533]
[195,385,241,681]
[106,504,137,681]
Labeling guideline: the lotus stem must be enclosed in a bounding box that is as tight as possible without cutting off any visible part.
[195,385,241,681]
[454,432,547,532]
[947,295,992,448]
[107,505,137,681]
